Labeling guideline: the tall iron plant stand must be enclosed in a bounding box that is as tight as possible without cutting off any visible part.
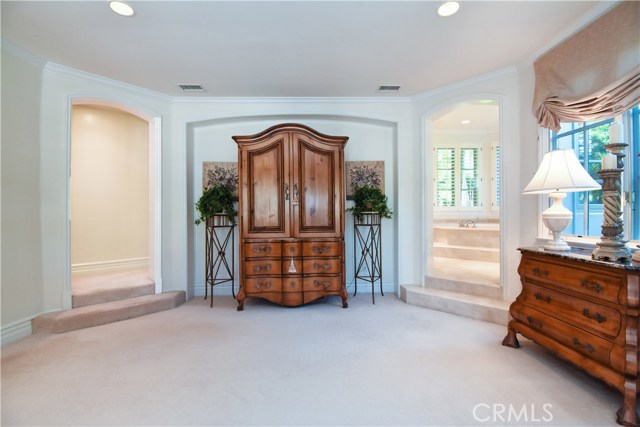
[205,214,235,307]
[353,212,383,304]
[593,143,630,262]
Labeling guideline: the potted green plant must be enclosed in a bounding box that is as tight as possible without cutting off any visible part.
[194,183,237,225]
[347,185,393,223]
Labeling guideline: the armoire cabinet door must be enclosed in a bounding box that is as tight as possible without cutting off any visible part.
[291,132,343,238]
[239,133,290,238]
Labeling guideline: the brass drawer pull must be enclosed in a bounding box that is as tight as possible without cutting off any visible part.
[253,246,272,254]
[314,280,331,289]
[254,281,272,290]
[253,264,271,273]
[572,337,595,353]
[581,280,604,293]
[312,246,330,254]
[289,281,297,289]
[582,308,606,324]
[313,262,331,271]
[532,267,549,277]
[534,292,551,303]
[526,316,543,328]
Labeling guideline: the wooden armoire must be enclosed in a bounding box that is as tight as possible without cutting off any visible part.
[233,123,349,310]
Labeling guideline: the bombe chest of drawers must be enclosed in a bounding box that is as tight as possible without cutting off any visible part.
[503,248,640,426]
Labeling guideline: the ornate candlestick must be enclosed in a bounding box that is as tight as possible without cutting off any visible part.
[592,140,630,262]
[634,152,640,263]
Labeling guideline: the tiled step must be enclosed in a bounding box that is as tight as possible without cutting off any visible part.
[433,226,500,248]
[433,243,500,262]
[425,274,502,299]
[32,291,186,334]
[400,285,510,326]
[72,269,154,308]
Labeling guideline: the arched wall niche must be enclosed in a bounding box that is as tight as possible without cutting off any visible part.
[186,114,399,302]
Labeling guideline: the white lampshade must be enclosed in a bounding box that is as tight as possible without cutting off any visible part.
[523,149,600,194]
[524,149,601,251]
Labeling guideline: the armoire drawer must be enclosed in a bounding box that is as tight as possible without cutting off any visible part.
[303,258,341,274]
[521,258,622,304]
[244,242,282,258]
[303,241,340,257]
[302,276,342,293]
[521,282,622,338]
[244,259,282,276]
[243,277,283,293]
[512,304,614,368]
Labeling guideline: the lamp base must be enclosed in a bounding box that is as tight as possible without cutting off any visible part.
[542,192,572,252]
[592,240,630,262]
[543,234,571,251]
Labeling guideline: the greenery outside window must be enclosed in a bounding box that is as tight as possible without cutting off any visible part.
[549,104,639,241]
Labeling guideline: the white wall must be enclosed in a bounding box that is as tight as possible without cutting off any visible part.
[71,105,149,270]
[1,46,45,343]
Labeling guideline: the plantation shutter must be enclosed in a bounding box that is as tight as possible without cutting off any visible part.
[493,145,500,208]
[436,148,455,207]
[460,147,479,208]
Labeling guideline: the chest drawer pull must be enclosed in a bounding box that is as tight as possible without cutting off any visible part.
[314,280,331,289]
[253,246,272,254]
[572,337,595,353]
[581,280,604,293]
[532,267,549,277]
[289,281,297,289]
[255,281,272,290]
[312,246,330,254]
[313,262,331,271]
[534,292,551,303]
[582,308,606,324]
[526,316,543,328]
[253,264,271,273]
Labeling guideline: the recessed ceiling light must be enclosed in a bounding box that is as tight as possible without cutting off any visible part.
[438,1,460,17]
[109,1,135,17]
[461,120,471,124]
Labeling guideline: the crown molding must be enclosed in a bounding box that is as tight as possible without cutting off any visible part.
[1,38,47,69]
[172,96,412,104]
[411,66,518,101]
[44,62,172,102]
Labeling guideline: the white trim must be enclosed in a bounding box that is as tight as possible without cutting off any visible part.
[71,257,149,274]
[173,96,412,104]
[412,67,517,101]
[46,63,171,101]
[1,318,32,346]
[1,38,46,68]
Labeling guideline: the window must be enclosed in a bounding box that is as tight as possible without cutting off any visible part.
[491,143,500,210]
[549,104,639,240]
[434,145,481,209]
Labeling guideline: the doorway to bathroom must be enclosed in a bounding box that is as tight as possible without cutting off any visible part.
[429,99,501,290]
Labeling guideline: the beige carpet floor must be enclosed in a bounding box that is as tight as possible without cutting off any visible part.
[1,294,628,426]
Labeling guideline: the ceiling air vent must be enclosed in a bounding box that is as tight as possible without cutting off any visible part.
[378,85,400,92]
[178,84,206,92]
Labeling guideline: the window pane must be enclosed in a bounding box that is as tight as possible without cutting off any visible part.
[460,148,479,208]
[436,148,455,208]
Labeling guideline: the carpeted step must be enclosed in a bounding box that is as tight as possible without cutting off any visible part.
[400,285,510,325]
[72,270,155,308]
[32,291,186,334]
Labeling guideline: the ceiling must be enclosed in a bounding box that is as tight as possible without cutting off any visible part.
[1,1,614,98]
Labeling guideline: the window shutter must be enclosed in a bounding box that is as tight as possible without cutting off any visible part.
[436,148,455,207]
[460,147,479,208]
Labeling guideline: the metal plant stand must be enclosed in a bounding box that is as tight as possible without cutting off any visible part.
[353,212,382,304]
[205,214,235,307]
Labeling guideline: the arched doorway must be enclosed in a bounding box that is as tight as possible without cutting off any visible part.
[68,99,162,307]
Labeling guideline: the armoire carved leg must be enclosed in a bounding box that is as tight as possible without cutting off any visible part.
[616,378,638,427]
[341,288,348,308]
[502,328,520,348]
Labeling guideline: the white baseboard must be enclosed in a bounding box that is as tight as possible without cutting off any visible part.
[1,318,33,346]
[72,257,149,274]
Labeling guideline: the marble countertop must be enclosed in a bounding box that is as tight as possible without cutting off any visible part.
[519,246,640,271]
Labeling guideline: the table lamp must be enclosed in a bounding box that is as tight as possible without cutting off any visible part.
[523,149,601,251]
